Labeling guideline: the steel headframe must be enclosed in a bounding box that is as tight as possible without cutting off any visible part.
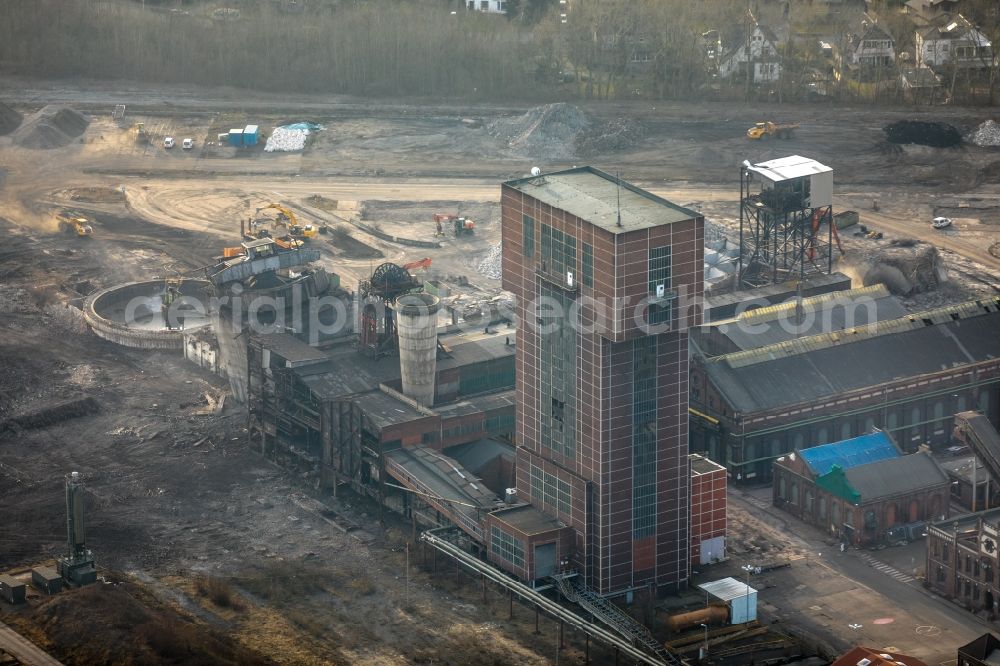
[738,164,834,290]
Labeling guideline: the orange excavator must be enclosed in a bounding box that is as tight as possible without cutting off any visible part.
[403,257,432,272]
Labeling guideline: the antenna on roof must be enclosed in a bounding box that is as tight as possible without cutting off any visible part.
[616,170,623,228]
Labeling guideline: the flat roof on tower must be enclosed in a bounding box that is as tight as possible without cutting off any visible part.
[503,166,699,233]
[747,155,831,182]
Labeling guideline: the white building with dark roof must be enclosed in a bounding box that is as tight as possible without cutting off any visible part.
[917,14,995,70]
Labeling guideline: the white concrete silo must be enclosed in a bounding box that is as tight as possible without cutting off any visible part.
[395,292,440,407]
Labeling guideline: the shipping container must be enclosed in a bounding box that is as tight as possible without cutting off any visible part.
[243,124,260,146]
[0,574,26,604]
[31,566,62,595]
[834,210,860,229]
[228,129,244,147]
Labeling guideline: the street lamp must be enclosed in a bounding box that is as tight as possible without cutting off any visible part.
[700,623,709,661]
[740,564,755,623]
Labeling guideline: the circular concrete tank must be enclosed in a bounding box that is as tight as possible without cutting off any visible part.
[84,279,211,349]
[396,292,440,407]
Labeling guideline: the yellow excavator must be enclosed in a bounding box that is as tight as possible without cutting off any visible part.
[255,203,317,240]
[57,210,94,238]
[747,121,799,140]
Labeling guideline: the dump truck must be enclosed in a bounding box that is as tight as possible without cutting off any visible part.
[57,211,94,238]
[747,121,799,140]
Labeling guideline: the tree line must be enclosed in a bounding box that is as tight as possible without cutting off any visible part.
[0,0,996,105]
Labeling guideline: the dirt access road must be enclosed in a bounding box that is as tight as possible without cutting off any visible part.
[2,75,997,278]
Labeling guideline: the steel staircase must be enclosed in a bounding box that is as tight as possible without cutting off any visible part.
[552,574,683,666]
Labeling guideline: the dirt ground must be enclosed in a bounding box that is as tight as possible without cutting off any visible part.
[0,76,998,663]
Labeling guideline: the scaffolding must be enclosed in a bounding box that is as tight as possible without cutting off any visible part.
[738,156,837,290]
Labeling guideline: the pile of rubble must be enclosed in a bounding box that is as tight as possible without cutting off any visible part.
[487,103,590,160]
[967,119,1000,146]
[11,105,89,149]
[862,239,945,296]
[477,243,502,280]
[574,118,645,157]
[0,102,22,136]
[883,120,962,148]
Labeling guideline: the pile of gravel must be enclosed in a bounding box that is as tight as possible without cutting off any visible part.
[11,105,89,149]
[883,120,961,148]
[574,118,646,157]
[967,119,1000,147]
[488,103,590,160]
[0,102,22,136]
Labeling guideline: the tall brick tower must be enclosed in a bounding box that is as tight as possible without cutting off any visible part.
[500,167,703,596]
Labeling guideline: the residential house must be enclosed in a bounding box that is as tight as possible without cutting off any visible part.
[917,14,995,70]
[465,0,507,13]
[846,17,896,70]
[905,0,962,27]
[719,14,782,84]
[772,432,950,546]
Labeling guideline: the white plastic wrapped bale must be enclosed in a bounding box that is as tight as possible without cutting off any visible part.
[264,127,310,152]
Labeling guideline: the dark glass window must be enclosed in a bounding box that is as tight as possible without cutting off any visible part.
[523,214,535,258]
[582,242,593,287]
[633,336,658,538]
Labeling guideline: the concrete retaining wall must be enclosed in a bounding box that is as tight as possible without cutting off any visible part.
[84,279,211,350]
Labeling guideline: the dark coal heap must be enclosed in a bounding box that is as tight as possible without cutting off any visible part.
[883,120,962,148]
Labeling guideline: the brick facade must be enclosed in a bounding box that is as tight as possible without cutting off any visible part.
[500,168,703,596]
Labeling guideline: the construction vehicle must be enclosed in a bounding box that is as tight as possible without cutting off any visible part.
[403,257,433,272]
[746,121,799,140]
[454,217,474,236]
[433,213,474,237]
[134,122,149,145]
[255,203,317,240]
[57,210,94,238]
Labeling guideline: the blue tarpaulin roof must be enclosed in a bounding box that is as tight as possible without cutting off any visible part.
[799,431,899,476]
[281,122,322,131]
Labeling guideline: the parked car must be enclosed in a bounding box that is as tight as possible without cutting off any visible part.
[932,216,952,229]
[182,138,194,150]
[163,137,175,149]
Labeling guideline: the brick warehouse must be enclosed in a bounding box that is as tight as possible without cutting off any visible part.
[927,507,1000,618]
[500,167,704,596]
[689,296,1000,483]
[772,432,950,545]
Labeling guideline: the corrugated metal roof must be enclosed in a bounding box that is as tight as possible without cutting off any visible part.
[844,451,949,501]
[701,298,1000,415]
[698,577,757,602]
[799,432,899,476]
[503,166,699,233]
[708,284,905,352]
[748,155,832,182]
[719,297,1000,368]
